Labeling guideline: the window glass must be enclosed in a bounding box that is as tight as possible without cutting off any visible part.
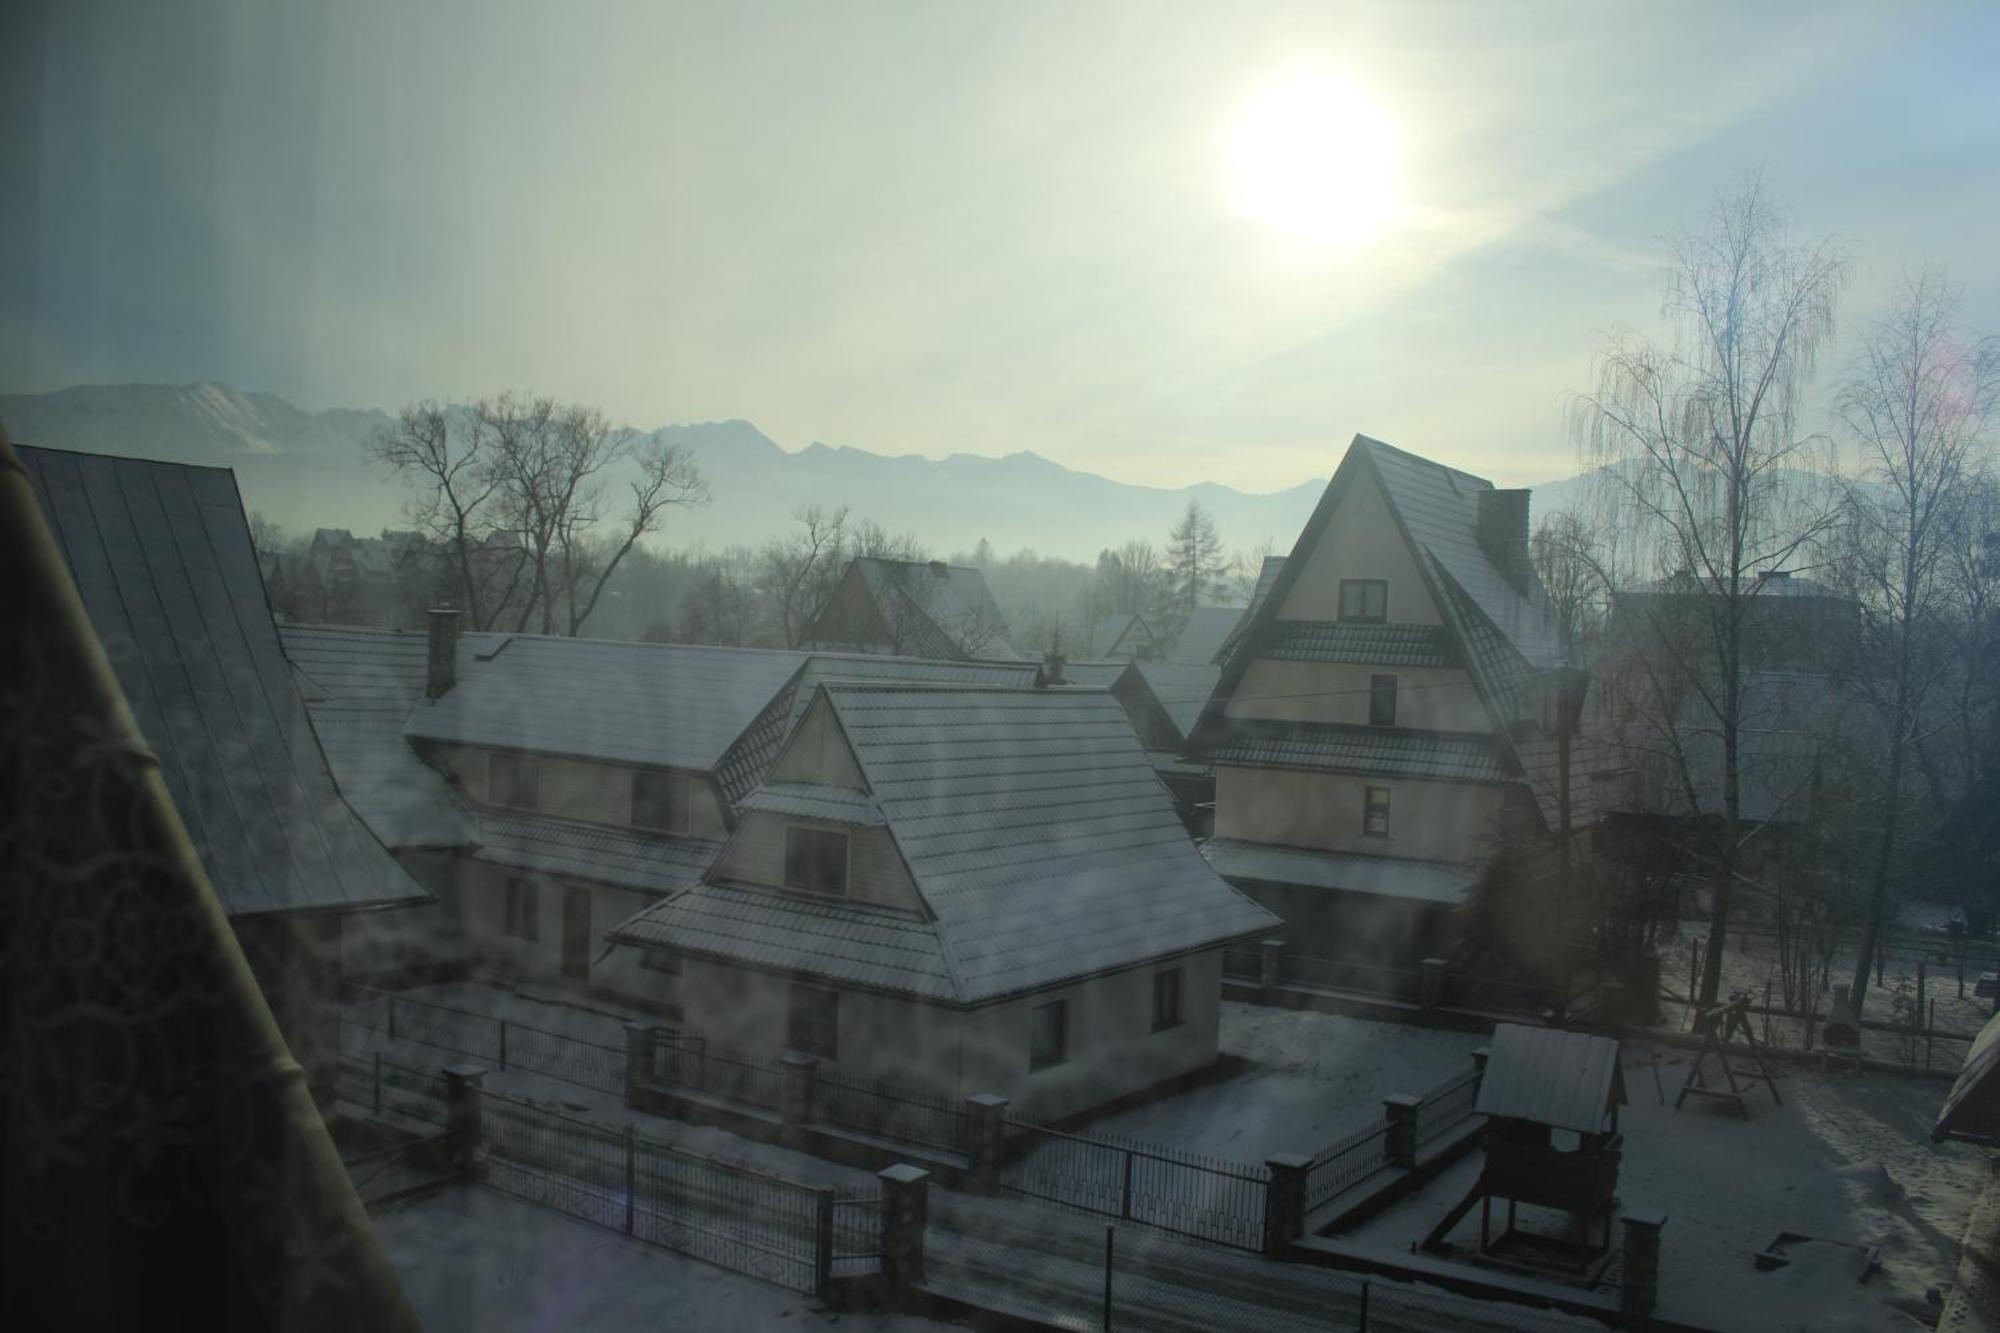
[1152,968,1184,1031]
[1339,579,1388,623]
[1369,674,1398,727]
[1029,999,1068,1069]
[632,768,689,832]
[784,827,849,895]
[1363,786,1392,838]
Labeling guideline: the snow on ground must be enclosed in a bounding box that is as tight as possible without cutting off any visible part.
[1348,1041,1989,1333]
[374,1185,960,1332]
[1077,1001,1487,1162]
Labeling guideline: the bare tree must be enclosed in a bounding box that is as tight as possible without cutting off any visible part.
[1530,512,1614,666]
[1572,175,1851,1008]
[1166,500,1225,632]
[370,401,512,629]
[1837,269,1998,1002]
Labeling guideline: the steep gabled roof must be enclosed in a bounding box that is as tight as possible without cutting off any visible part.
[18,445,426,917]
[1168,605,1246,665]
[1475,1023,1625,1134]
[1091,612,1150,658]
[830,558,1025,660]
[614,685,1278,1003]
[404,637,807,772]
[1129,660,1223,743]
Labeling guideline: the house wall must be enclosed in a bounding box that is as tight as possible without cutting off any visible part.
[454,859,663,994]
[1213,764,1505,864]
[425,743,727,840]
[1275,465,1440,625]
[1229,660,1488,730]
[710,814,919,912]
[769,699,867,788]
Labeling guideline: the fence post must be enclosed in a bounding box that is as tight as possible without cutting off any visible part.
[1382,1095,1420,1169]
[780,1052,819,1137]
[443,1064,486,1181]
[1419,958,1444,1012]
[372,1051,382,1115]
[1260,938,1284,997]
[1620,1211,1667,1328]
[1263,1153,1310,1258]
[878,1164,930,1292]
[1120,1148,1134,1220]
[963,1093,1010,1193]
[624,1125,637,1236]
[814,1189,835,1295]
[499,1018,509,1072]
[623,1022,655,1108]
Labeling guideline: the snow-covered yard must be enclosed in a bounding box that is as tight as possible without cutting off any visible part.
[1346,1041,1991,1333]
[1076,1001,1487,1163]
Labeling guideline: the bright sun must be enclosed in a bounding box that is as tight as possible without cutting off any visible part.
[1226,68,1404,253]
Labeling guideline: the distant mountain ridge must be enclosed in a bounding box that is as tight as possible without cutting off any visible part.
[0,381,1332,561]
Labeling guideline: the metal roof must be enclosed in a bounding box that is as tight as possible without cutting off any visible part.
[405,637,807,772]
[1474,1023,1625,1134]
[615,685,1280,1003]
[1130,660,1223,741]
[1207,718,1509,783]
[280,623,481,849]
[1935,1009,2000,1143]
[1263,621,1459,668]
[1168,606,1245,665]
[741,782,885,827]
[18,445,426,917]
[1054,661,1126,689]
[1202,839,1476,905]
[468,809,719,896]
[840,558,1026,660]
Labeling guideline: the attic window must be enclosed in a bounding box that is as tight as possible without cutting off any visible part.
[1363,786,1392,839]
[632,768,691,834]
[1339,579,1388,624]
[784,827,849,897]
[489,753,540,811]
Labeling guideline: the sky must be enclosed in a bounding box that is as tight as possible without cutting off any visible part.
[2,0,1997,492]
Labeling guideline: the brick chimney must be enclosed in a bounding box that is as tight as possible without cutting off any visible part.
[1477,489,1532,591]
[425,607,461,700]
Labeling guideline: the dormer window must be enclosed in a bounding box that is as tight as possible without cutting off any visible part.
[1339,579,1388,623]
[783,826,849,897]
[489,753,540,810]
[632,768,691,833]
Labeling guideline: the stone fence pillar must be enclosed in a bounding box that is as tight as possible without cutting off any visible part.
[780,1052,819,1132]
[1382,1094,1421,1170]
[1620,1211,1667,1327]
[1420,957,1446,1011]
[963,1093,1010,1193]
[1263,1153,1310,1258]
[879,1164,931,1291]
[1260,938,1285,996]
[443,1064,486,1181]
[623,1022,657,1106]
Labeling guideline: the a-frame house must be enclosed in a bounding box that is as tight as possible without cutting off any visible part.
[1189,435,1595,973]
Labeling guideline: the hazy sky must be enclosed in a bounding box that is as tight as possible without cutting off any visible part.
[3,0,1996,491]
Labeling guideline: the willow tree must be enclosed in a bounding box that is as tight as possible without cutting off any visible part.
[1572,177,1850,1009]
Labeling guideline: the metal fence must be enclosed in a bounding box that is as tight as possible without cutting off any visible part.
[336,1051,450,1126]
[815,1065,967,1153]
[477,1087,851,1295]
[341,984,627,1096]
[830,1195,883,1279]
[1304,1120,1389,1211]
[1414,1067,1482,1145]
[648,1032,787,1112]
[1000,1119,1268,1252]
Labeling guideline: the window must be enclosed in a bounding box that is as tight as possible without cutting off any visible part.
[503,877,539,940]
[632,768,690,833]
[638,949,680,975]
[1363,786,1392,839]
[1369,674,1398,727]
[1339,579,1388,623]
[1029,999,1068,1069]
[784,826,849,896]
[1152,967,1184,1031]
[788,983,839,1059]
[488,752,540,810]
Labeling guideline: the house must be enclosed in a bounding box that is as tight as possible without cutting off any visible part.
[1116,660,1223,835]
[289,617,1039,996]
[1165,605,1246,665]
[1090,611,1158,660]
[804,557,1024,659]
[1189,436,1589,971]
[607,684,1280,1121]
[17,445,430,1101]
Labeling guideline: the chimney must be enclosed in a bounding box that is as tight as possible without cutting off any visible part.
[1042,630,1067,686]
[928,560,949,579]
[1477,489,1532,591]
[425,607,461,699]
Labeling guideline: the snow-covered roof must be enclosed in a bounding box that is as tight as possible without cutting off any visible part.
[1263,621,1458,668]
[1935,1009,2000,1144]
[405,637,807,772]
[1203,839,1476,905]
[1206,718,1508,783]
[1168,606,1245,665]
[1475,1023,1625,1134]
[614,685,1279,1003]
[469,808,718,896]
[18,445,427,917]
[1053,660,1126,688]
[1130,660,1223,742]
[832,558,1024,660]
[1091,612,1150,658]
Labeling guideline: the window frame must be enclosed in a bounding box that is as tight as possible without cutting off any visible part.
[783,825,851,897]
[488,751,541,811]
[1151,966,1184,1032]
[503,876,540,940]
[787,982,840,1060]
[631,767,691,834]
[1363,785,1392,839]
[1338,578,1389,624]
[1369,673,1398,727]
[1028,998,1069,1070]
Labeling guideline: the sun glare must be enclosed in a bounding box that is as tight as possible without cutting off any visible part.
[1226,68,1404,253]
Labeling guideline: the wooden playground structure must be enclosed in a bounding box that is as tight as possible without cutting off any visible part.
[1676,992,1782,1117]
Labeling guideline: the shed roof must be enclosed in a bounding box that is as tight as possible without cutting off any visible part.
[1475,1023,1625,1134]
[1202,839,1476,905]
[18,445,426,917]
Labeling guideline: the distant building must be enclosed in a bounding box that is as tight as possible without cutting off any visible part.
[804,557,1024,659]
[1090,611,1158,661]
[19,445,430,1102]
[1190,436,1594,970]
[1165,605,1246,666]
[608,684,1279,1120]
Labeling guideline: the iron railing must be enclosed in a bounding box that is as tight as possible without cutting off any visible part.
[1415,1067,1482,1145]
[1000,1119,1268,1252]
[341,984,627,1096]
[813,1065,967,1153]
[1304,1120,1388,1211]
